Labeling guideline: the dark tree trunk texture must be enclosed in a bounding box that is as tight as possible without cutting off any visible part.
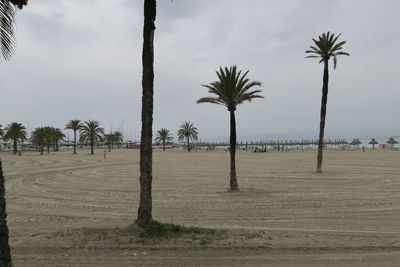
[229,110,239,191]
[162,140,165,151]
[40,147,43,155]
[187,137,190,152]
[137,0,156,228]
[13,139,17,154]
[316,61,329,173]
[90,136,94,155]
[47,143,50,154]
[73,130,77,154]
[0,160,12,267]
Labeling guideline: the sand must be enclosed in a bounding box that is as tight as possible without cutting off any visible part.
[1,148,400,266]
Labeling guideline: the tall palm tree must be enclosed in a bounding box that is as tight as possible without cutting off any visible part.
[155,128,173,151]
[1,1,28,265]
[177,121,198,152]
[4,122,26,154]
[306,32,349,173]
[65,120,82,154]
[198,66,263,191]
[137,0,156,228]
[79,120,104,155]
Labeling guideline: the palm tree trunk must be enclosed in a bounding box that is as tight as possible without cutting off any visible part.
[40,147,43,155]
[137,0,156,228]
[0,160,12,267]
[162,140,165,151]
[187,137,190,152]
[316,61,329,173]
[13,139,17,154]
[229,110,239,191]
[90,137,94,155]
[73,130,77,154]
[47,143,50,154]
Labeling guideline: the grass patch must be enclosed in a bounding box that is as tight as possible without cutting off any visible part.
[139,221,217,239]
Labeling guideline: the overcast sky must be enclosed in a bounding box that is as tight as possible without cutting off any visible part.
[1,0,399,142]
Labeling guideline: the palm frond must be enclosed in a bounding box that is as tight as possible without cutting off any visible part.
[198,66,263,111]
[0,0,16,61]
[306,32,349,69]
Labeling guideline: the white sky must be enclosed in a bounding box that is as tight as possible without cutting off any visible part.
[1,0,399,142]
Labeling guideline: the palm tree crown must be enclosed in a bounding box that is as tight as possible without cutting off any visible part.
[177,122,198,142]
[8,0,28,9]
[104,131,123,150]
[80,120,104,154]
[0,0,16,61]
[0,0,28,61]
[197,66,263,111]
[4,122,26,142]
[155,128,173,143]
[0,124,4,138]
[4,122,26,154]
[305,32,350,69]
[80,120,104,143]
[30,127,46,145]
[155,128,173,151]
[65,120,82,132]
[113,131,123,144]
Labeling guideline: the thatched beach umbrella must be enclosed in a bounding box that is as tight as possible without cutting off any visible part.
[386,137,399,149]
[369,138,378,150]
[349,138,362,149]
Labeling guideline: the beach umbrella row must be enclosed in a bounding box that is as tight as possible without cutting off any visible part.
[195,137,399,150]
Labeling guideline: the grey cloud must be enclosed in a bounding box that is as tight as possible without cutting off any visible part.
[0,0,399,142]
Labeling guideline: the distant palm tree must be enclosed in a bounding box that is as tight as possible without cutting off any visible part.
[113,131,123,148]
[52,128,65,151]
[41,126,54,154]
[65,120,82,154]
[137,0,156,228]
[198,66,263,191]
[80,120,104,155]
[104,133,114,152]
[155,128,173,151]
[4,122,27,154]
[31,127,47,154]
[177,122,198,152]
[306,32,349,173]
[1,1,29,265]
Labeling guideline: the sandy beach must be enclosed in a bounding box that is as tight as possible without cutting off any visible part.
[1,149,400,266]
